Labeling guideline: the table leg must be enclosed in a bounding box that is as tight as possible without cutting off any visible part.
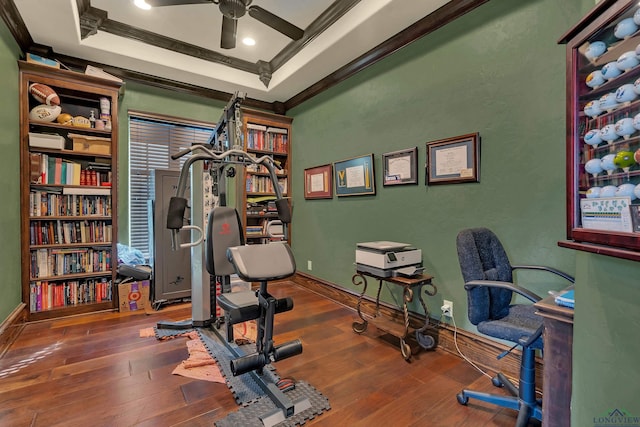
[351,273,368,333]
[415,282,438,350]
[400,285,413,360]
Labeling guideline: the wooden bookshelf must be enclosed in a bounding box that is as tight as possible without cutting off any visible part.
[240,108,292,244]
[18,61,122,320]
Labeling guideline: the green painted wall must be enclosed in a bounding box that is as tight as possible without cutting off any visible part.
[289,0,585,324]
[0,19,23,323]
[573,252,640,424]
[116,82,226,244]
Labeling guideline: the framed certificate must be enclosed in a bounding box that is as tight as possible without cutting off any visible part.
[304,164,333,199]
[382,147,418,186]
[426,133,480,185]
[334,154,376,197]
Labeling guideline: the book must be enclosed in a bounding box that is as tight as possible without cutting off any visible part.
[554,289,575,309]
[62,187,111,196]
[29,153,43,184]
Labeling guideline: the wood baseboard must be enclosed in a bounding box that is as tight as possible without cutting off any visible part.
[0,303,27,358]
[292,272,543,388]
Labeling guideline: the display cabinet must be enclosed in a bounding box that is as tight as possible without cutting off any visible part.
[560,0,640,261]
[18,61,122,320]
[240,108,292,244]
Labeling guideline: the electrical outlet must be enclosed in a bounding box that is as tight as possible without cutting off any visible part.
[441,299,453,317]
[307,260,312,270]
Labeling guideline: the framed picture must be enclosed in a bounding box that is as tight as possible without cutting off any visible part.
[426,133,480,185]
[382,147,418,186]
[334,154,376,197]
[304,164,333,199]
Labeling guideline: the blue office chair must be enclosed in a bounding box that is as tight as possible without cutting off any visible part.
[455,228,574,426]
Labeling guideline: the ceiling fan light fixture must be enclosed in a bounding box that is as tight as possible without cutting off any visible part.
[134,0,152,10]
[219,0,249,19]
[242,37,255,46]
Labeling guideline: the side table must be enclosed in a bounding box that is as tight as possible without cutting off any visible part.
[351,270,437,361]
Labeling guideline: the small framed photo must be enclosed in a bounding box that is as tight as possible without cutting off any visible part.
[426,133,480,185]
[304,164,333,199]
[382,147,418,186]
[334,154,376,197]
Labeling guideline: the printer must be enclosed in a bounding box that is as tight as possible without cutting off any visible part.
[355,241,422,277]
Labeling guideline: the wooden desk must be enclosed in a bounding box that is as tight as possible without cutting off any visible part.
[351,270,437,361]
[534,290,574,427]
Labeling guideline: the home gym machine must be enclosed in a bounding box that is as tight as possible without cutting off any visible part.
[159,92,314,426]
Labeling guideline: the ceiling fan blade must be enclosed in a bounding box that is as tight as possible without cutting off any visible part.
[247,6,304,41]
[221,16,237,49]
[145,0,211,6]
[145,0,213,6]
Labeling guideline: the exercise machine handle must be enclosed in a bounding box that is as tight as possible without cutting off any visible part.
[167,146,292,246]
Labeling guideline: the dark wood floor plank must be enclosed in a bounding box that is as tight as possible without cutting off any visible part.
[0,282,526,426]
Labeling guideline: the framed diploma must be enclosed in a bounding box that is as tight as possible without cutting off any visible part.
[304,164,333,199]
[426,133,480,185]
[382,147,418,186]
[333,154,376,197]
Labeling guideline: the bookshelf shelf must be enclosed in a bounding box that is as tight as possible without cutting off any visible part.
[19,61,122,319]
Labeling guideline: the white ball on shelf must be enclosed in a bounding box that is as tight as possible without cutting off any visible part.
[634,8,640,26]
[584,129,603,146]
[599,93,619,111]
[585,158,604,176]
[633,112,640,130]
[617,51,640,71]
[615,84,638,103]
[29,104,61,122]
[585,41,607,61]
[600,154,617,173]
[586,187,601,198]
[602,62,623,80]
[600,185,618,197]
[615,117,636,138]
[586,70,606,88]
[584,100,603,117]
[599,124,620,142]
[633,77,640,95]
[614,18,639,39]
[616,183,637,200]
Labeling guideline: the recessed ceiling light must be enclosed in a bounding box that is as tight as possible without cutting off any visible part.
[242,37,256,46]
[134,0,152,10]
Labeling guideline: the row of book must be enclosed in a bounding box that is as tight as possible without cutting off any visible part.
[246,124,288,153]
[246,175,288,194]
[30,191,111,217]
[30,219,112,246]
[30,247,112,279]
[30,153,112,186]
[29,278,112,312]
[246,162,287,175]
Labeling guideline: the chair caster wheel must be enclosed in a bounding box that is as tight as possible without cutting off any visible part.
[456,392,468,405]
[352,321,367,334]
[492,375,503,388]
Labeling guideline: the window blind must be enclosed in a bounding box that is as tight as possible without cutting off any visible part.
[128,114,214,259]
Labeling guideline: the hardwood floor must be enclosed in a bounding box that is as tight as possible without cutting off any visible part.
[0,281,534,426]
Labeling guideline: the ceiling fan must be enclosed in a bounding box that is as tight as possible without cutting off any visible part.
[144,0,305,49]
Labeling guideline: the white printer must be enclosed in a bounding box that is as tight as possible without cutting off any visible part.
[355,241,422,277]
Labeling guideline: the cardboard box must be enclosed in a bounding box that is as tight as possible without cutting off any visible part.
[29,132,65,150]
[118,280,150,312]
[69,133,111,155]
